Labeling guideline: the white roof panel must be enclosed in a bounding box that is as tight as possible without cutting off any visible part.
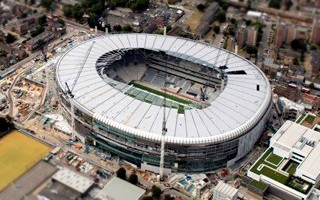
[56,33,271,145]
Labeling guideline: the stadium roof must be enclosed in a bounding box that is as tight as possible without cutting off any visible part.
[56,33,271,145]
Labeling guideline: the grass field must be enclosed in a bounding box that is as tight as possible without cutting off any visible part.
[0,130,51,191]
[131,82,193,105]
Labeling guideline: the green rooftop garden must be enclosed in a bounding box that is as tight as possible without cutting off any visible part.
[250,149,313,194]
[250,180,268,191]
[266,153,283,166]
[250,148,288,184]
[305,114,316,124]
[283,160,299,175]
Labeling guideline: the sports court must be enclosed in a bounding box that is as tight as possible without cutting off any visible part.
[0,130,51,190]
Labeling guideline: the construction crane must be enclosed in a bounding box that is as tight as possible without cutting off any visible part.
[64,41,95,143]
[159,27,168,181]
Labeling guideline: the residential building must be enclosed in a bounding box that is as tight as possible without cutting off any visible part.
[311,49,320,74]
[312,19,320,45]
[212,181,238,200]
[248,120,320,200]
[278,97,305,121]
[25,31,54,52]
[274,25,285,47]
[236,26,247,48]
[285,25,296,45]
[5,13,42,35]
[246,27,257,46]
[195,2,219,38]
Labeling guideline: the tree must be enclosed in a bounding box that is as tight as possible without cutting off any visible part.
[0,50,7,58]
[57,18,65,26]
[88,14,99,28]
[63,5,73,18]
[268,0,282,9]
[141,196,153,200]
[0,117,12,137]
[164,194,174,200]
[31,26,45,37]
[116,167,126,180]
[151,185,162,199]
[5,33,16,44]
[128,173,138,185]
[220,0,229,10]
[130,0,149,12]
[113,25,122,32]
[40,0,53,11]
[230,18,236,25]
[290,38,307,53]
[38,15,47,26]
[245,20,252,26]
[215,10,226,23]
[213,25,220,34]
[196,3,206,11]
[122,25,132,32]
[246,45,258,55]
[293,57,299,65]
[284,0,293,10]
[72,6,85,21]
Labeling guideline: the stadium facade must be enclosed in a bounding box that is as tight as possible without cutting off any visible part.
[55,34,272,172]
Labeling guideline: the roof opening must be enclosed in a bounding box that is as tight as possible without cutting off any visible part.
[226,70,247,75]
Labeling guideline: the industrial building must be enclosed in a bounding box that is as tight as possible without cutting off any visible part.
[55,33,272,173]
[95,177,146,200]
[212,181,238,200]
[248,120,320,200]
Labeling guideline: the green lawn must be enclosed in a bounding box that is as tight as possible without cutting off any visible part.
[250,180,268,191]
[131,82,193,105]
[250,148,288,184]
[305,114,316,124]
[283,160,298,175]
[266,153,283,166]
[259,166,289,184]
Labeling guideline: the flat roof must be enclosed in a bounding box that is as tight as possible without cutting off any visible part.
[56,34,271,145]
[272,120,320,154]
[52,168,94,194]
[272,120,320,179]
[213,181,238,198]
[96,177,145,200]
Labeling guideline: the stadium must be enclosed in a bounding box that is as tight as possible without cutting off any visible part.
[55,33,272,172]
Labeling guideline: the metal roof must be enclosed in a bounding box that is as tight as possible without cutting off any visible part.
[56,33,272,145]
[96,177,145,200]
[52,168,93,194]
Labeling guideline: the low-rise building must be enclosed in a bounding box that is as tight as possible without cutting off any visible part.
[248,120,320,200]
[212,181,238,200]
[311,49,320,74]
[25,31,54,52]
[95,177,146,200]
[262,58,280,74]
[5,13,42,35]
[195,2,219,38]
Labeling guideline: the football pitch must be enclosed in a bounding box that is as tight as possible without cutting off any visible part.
[0,130,51,191]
